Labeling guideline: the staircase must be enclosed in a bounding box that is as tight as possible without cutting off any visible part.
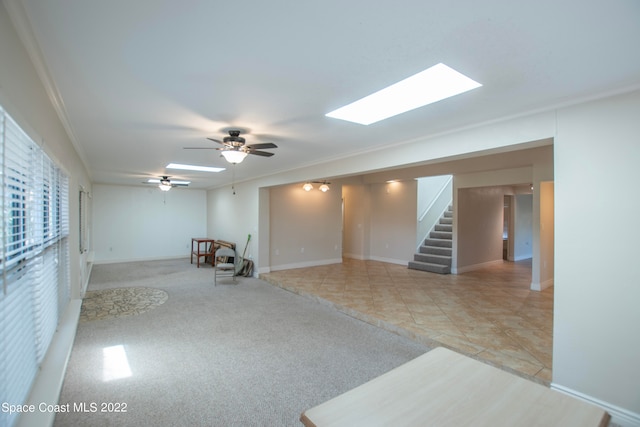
[408,206,452,274]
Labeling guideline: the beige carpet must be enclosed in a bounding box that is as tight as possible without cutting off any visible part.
[80,287,168,322]
[57,259,430,426]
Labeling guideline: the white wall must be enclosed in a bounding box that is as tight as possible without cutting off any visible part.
[456,187,505,271]
[553,89,640,424]
[513,194,533,260]
[206,180,264,273]
[416,175,452,216]
[216,177,418,270]
[342,182,371,260]
[269,182,343,270]
[92,185,206,263]
[343,180,417,264]
[207,180,262,264]
[369,180,417,264]
[538,181,554,288]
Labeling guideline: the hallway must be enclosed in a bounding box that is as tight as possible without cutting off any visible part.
[261,258,553,384]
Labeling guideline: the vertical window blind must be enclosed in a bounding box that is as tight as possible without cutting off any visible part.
[0,105,70,427]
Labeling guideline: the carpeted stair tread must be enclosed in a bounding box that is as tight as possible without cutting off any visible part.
[430,231,452,239]
[408,260,451,274]
[424,238,452,248]
[419,245,452,256]
[413,253,452,266]
[434,224,452,232]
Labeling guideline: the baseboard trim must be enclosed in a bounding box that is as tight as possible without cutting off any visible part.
[269,258,342,272]
[93,255,190,265]
[368,256,409,266]
[343,254,409,266]
[342,252,367,260]
[453,259,503,274]
[531,277,554,291]
[17,300,82,427]
[551,383,640,427]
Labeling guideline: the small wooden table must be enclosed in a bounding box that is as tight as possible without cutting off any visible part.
[191,238,214,267]
[300,347,610,427]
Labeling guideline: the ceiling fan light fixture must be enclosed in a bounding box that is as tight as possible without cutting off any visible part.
[159,183,172,191]
[221,150,248,164]
[303,182,314,192]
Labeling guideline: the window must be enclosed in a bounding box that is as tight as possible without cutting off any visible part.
[0,105,70,427]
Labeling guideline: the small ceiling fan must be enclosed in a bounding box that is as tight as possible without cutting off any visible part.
[144,176,190,191]
[184,130,277,164]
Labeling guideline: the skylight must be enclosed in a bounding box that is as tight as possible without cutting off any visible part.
[166,163,225,173]
[147,178,190,185]
[325,63,482,125]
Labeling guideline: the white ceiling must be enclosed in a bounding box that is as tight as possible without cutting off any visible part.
[7,0,640,189]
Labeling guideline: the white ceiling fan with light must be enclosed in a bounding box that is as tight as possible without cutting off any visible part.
[184,130,278,164]
[144,176,190,191]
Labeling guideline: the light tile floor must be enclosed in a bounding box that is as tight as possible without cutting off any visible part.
[261,258,553,384]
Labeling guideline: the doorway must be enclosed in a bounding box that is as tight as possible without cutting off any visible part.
[503,195,512,260]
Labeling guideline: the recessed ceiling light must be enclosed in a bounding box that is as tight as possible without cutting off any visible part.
[147,178,190,185]
[325,63,482,125]
[166,163,225,172]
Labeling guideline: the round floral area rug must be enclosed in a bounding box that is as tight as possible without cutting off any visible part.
[80,287,169,322]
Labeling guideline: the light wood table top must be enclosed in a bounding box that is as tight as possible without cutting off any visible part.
[300,347,609,427]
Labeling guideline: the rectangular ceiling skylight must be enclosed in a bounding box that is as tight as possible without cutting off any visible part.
[147,178,191,185]
[325,63,482,125]
[166,163,225,173]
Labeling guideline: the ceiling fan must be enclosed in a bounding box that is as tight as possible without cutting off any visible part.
[184,130,278,164]
[144,176,190,191]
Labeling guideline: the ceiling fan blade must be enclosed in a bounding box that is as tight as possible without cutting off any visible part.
[248,150,275,157]
[207,138,225,144]
[246,142,278,150]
